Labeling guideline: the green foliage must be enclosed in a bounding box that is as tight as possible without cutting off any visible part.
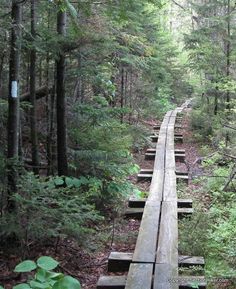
[180,153,236,282]
[190,109,214,142]
[0,173,102,247]
[69,100,140,207]
[1,256,81,289]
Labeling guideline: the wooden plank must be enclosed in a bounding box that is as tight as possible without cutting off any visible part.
[97,275,206,289]
[128,198,192,208]
[137,172,188,184]
[125,207,192,219]
[163,170,177,201]
[153,263,178,289]
[97,276,126,289]
[128,198,146,208]
[146,148,185,154]
[156,202,178,265]
[145,152,185,162]
[178,208,194,218]
[108,252,133,272]
[179,255,205,267]
[148,169,164,201]
[177,199,192,208]
[107,253,204,273]
[132,201,161,262]
[140,168,187,174]
[179,276,206,289]
[125,263,153,289]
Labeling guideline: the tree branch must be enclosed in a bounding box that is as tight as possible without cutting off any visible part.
[170,0,186,11]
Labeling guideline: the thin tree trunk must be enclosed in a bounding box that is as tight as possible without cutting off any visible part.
[7,0,22,211]
[129,71,133,124]
[56,5,68,176]
[30,0,39,174]
[226,0,231,146]
[120,66,124,123]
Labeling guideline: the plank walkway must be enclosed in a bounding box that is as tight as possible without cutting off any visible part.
[97,100,206,289]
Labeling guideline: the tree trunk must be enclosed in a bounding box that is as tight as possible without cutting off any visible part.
[225,0,231,146]
[30,0,39,174]
[7,0,22,211]
[120,66,124,123]
[56,5,68,176]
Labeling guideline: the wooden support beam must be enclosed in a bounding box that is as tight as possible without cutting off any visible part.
[97,276,126,289]
[151,134,183,143]
[108,252,132,272]
[108,253,204,273]
[153,124,182,130]
[97,275,206,289]
[128,198,192,208]
[145,149,185,162]
[137,173,188,184]
[125,207,193,220]
[179,255,205,267]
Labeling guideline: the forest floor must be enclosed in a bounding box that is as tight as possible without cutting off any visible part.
[0,108,209,289]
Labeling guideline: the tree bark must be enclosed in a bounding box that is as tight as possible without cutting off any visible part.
[30,0,39,174]
[7,0,22,210]
[56,5,68,176]
[120,66,124,123]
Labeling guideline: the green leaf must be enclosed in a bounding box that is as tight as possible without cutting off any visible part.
[37,256,59,271]
[35,269,47,282]
[48,272,64,280]
[29,280,50,289]
[0,286,4,289]
[54,177,64,186]
[13,284,31,289]
[52,276,81,289]
[14,260,37,272]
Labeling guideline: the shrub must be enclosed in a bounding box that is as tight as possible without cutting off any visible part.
[0,173,102,250]
[0,256,81,289]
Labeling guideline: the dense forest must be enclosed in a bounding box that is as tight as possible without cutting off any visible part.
[0,0,235,288]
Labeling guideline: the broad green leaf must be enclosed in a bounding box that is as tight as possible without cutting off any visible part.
[52,276,81,289]
[0,286,4,289]
[14,260,37,272]
[37,256,59,271]
[65,177,74,187]
[48,272,64,280]
[13,284,31,289]
[29,280,50,289]
[54,177,64,186]
[35,269,47,282]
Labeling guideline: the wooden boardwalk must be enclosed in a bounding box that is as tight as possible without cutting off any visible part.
[97,101,206,289]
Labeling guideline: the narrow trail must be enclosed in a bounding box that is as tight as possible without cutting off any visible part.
[96,101,206,289]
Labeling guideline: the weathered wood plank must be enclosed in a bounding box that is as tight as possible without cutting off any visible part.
[125,207,192,219]
[125,263,153,289]
[153,263,178,289]
[97,276,126,289]
[108,252,133,272]
[163,170,177,201]
[148,169,164,201]
[108,253,204,272]
[132,201,161,262]
[137,172,188,184]
[97,275,206,289]
[145,152,185,162]
[156,202,178,265]
[179,255,205,267]
[128,198,192,208]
